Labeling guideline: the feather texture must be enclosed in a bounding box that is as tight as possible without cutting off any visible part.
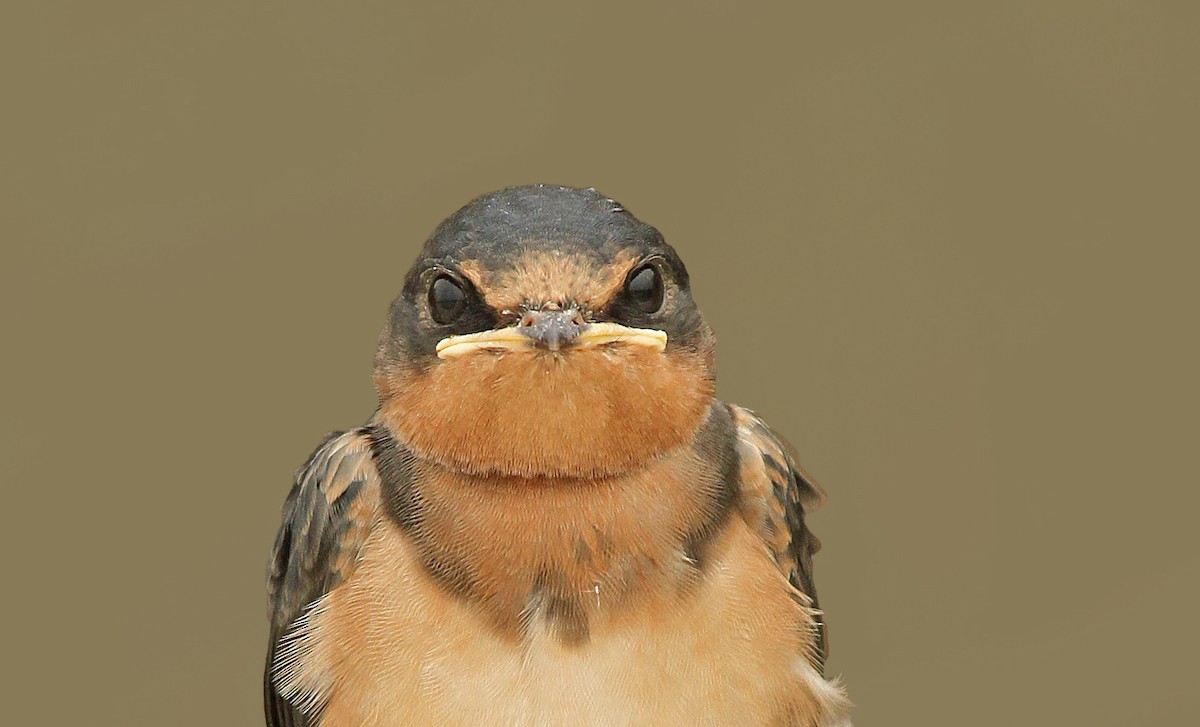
[265,430,382,726]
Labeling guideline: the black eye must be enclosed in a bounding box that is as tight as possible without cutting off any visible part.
[429,275,467,324]
[626,264,664,314]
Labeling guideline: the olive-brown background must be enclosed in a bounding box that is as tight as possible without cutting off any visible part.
[3,1,1197,724]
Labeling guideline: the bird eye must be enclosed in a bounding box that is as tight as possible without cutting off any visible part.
[428,275,467,324]
[626,263,664,314]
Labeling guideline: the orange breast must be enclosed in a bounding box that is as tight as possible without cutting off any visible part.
[280,516,849,726]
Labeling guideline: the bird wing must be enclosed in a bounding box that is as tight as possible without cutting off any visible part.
[730,405,830,670]
[265,428,382,727]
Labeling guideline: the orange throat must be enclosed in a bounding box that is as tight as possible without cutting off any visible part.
[374,343,715,479]
[365,391,738,645]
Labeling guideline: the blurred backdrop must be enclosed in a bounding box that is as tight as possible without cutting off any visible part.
[3,1,1197,724]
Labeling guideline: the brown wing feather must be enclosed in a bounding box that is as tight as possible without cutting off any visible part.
[731,405,830,670]
[265,429,382,727]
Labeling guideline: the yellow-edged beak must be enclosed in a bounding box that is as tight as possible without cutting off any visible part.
[436,322,667,359]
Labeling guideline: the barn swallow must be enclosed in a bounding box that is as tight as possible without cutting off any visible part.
[265,185,851,726]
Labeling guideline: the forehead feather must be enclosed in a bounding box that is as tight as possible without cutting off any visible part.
[420,185,666,271]
[473,248,637,310]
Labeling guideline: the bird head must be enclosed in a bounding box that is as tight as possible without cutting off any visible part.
[374,185,716,479]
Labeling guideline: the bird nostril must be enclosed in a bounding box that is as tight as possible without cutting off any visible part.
[519,306,583,328]
[514,307,586,350]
